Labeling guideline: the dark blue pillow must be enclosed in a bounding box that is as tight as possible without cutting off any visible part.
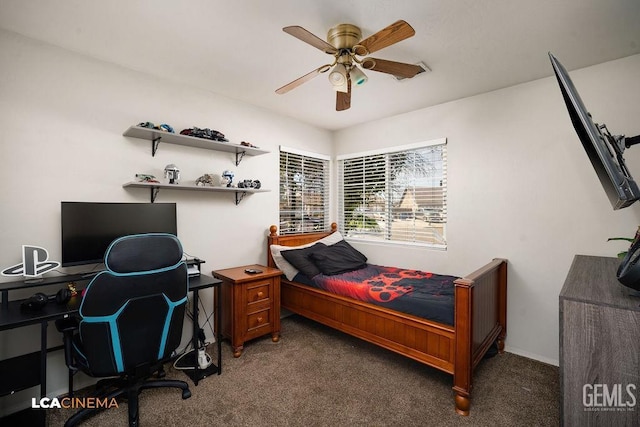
[308,240,367,275]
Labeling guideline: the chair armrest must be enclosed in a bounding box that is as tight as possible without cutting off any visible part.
[55,317,79,333]
[55,317,80,370]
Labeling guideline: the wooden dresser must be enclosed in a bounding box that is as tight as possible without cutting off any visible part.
[213,264,281,357]
[559,255,640,426]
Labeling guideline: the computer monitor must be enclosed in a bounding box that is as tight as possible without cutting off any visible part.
[61,202,177,267]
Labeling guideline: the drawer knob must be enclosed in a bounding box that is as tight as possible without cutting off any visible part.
[257,317,263,324]
[257,291,264,298]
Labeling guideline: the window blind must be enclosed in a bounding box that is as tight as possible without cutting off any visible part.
[279,147,330,235]
[338,141,447,248]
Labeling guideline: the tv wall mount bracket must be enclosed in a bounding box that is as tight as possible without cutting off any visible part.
[598,124,640,168]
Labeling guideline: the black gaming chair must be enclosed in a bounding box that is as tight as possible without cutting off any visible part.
[57,233,191,427]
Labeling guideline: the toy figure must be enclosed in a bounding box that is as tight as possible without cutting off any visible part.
[221,170,234,187]
[195,174,216,186]
[135,174,159,183]
[164,164,180,184]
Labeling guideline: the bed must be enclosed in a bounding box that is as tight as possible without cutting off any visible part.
[267,223,507,415]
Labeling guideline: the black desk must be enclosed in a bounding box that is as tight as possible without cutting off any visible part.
[0,273,222,400]
[0,274,88,400]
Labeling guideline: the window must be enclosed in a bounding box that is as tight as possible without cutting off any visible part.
[279,147,330,235]
[338,139,447,248]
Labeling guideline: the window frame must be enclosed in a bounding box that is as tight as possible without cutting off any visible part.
[337,138,447,249]
[278,146,331,235]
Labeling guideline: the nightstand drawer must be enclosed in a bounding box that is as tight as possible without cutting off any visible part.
[246,282,271,304]
[247,309,271,335]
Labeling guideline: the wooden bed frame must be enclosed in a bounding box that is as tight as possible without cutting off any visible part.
[267,223,507,415]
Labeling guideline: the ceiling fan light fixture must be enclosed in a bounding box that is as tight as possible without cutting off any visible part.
[350,65,368,86]
[329,63,348,91]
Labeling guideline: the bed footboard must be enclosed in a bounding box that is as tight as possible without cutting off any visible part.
[452,258,508,415]
[281,279,457,372]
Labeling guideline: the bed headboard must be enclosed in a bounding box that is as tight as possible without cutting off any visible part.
[267,223,338,268]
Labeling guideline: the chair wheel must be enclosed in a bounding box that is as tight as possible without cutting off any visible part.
[182,389,191,399]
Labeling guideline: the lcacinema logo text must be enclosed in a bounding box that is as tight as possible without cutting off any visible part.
[31,397,119,409]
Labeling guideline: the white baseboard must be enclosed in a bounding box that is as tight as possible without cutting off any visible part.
[505,345,559,367]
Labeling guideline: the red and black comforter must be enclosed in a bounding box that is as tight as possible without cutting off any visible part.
[293,264,458,326]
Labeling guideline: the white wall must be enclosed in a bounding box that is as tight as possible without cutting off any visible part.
[0,29,332,414]
[333,53,640,365]
[3,23,640,414]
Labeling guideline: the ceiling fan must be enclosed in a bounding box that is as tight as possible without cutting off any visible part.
[275,20,425,111]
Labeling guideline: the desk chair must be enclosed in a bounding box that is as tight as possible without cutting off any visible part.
[57,233,191,427]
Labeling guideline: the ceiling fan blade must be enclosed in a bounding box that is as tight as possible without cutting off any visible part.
[361,58,424,79]
[276,64,331,94]
[283,26,338,54]
[354,20,415,55]
[336,79,352,111]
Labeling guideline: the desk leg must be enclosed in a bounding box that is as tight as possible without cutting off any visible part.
[40,321,47,398]
[192,289,200,386]
[215,286,221,375]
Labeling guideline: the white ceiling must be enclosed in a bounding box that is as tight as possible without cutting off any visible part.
[1,0,639,131]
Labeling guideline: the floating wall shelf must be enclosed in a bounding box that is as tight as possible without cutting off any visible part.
[122,181,270,205]
[123,126,269,166]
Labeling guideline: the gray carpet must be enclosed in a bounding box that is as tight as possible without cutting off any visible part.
[48,315,559,426]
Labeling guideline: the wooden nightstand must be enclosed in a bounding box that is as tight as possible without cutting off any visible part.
[212,264,281,357]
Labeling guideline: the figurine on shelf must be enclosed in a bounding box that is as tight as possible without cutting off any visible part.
[237,179,261,189]
[164,164,180,184]
[67,282,78,297]
[137,122,175,133]
[195,173,216,187]
[135,174,159,183]
[180,127,228,142]
[221,170,234,187]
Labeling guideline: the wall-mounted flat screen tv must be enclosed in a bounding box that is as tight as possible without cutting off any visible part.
[61,202,177,267]
[549,52,640,210]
